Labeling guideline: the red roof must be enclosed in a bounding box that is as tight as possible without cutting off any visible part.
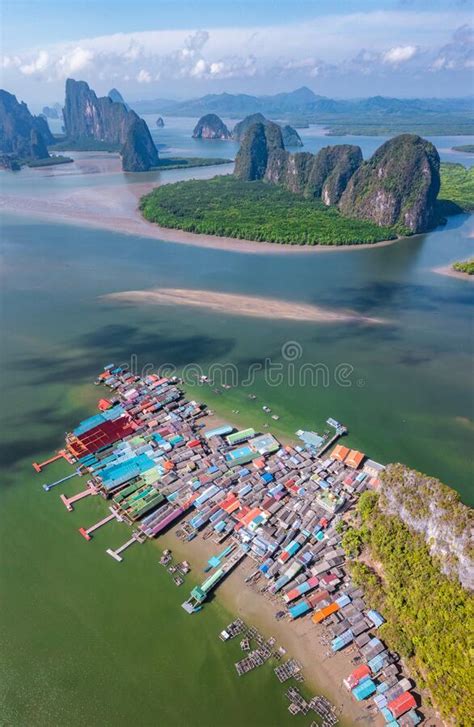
[388,692,416,719]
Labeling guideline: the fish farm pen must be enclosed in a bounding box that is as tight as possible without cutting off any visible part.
[34,364,422,727]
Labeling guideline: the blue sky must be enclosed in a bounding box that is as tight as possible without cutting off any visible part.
[1,1,473,107]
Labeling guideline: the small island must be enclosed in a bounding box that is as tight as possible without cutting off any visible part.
[140,175,396,245]
[140,124,450,246]
[232,113,303,147]
[452,259,474,275]
[156,117,165,128]
[452,144,474,154]
[192,114,231,140]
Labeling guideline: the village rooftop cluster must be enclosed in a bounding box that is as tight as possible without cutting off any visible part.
[35,365,421,726]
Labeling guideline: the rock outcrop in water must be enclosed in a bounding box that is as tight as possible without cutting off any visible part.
[235,121,361,205]
[63,79,158,171]
[234,121,283,181]
[42,103,62,120]
[234,124,439,231]
[0,89,51,161]
[156,116,165,128]
[108,88,129,109]
[339,134,440,232]
[121,117,159,172]
[380,464,474,591]
[232,113,303,148]
[192,113,231,139]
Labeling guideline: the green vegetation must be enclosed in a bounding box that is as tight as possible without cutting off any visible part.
[155,157,232,170]
[28,155,73,167]
[140,175,396,245]
[324,116,474,137]
[452,259,474,275]
[51,138,122,152]
[342,490,473,726]
[452,144,474,154]
[439,162,474,211]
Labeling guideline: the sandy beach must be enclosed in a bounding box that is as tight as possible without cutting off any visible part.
[157,526,374,727]
[432,264,474,281]
[0,153,402,255]
[103,287,387,325]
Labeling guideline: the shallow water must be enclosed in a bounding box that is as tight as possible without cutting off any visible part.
[0,119,473,727]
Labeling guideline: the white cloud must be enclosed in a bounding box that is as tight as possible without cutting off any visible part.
[136,68,152,83]
[1,11,472,94]
[19,50,49,76]
[62,47,94,73]
[431,24,474,71]
[383,45,418,65]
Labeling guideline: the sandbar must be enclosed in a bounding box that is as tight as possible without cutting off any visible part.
[432,265,474,281]
[103,287,387,325]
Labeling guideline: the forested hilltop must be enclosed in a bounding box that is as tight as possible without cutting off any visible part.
[140,125,474,245]
[130,87,474,136]
[340,466,473,726]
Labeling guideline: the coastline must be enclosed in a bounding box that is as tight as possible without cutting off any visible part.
[432,264,474,281]
[1,184,402,256]
[157,526,366,727]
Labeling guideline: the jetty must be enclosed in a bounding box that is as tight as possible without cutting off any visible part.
[43,469,82,492]
[106,531,145,562]
[79,509,122,540]
[182,545,247,612]
[60,484,96,512]
[32,449,73,472]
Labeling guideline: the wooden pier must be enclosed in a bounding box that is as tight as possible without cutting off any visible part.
[106,531,145,562]
[32,450,74,473]
[43,469,82,492]
[79,509,122,540]
[60,484,96,512]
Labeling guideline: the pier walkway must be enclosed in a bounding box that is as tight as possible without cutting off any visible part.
[79,509,122,540]
[32,450,74,472]
[60,485,96,512]
[106,532,145,562]
[43,469,82,492]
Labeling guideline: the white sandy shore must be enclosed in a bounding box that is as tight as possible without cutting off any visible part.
[103,287,387,325]
[432,265,474,281]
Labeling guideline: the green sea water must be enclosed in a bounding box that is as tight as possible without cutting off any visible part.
[1,124,473,726]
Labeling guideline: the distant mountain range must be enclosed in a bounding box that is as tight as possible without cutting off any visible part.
[130,86,473,118]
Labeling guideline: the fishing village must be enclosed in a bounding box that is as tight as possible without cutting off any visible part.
[34,364,425,727]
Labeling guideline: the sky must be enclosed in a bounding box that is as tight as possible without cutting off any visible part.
[1,0,473,109]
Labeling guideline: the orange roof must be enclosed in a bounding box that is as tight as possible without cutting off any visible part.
[224,499,241,515]
[346,450,365,469]
[311,602,340,623]
[235,506,250,521]
[331,444,350,462]
[241,507,263,527]
[253,457,265,469]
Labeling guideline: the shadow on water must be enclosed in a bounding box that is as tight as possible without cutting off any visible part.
[11,325,237,386]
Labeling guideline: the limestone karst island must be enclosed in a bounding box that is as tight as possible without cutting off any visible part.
[0,3,473,727]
